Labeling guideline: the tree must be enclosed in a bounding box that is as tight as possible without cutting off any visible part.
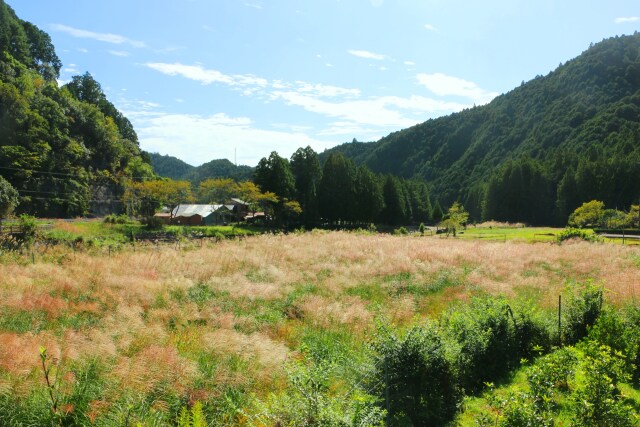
[0,175,19,222]
[353,165,383,224]
[568,200,605,228]
[237,180,278,219]
[254,151,295,200]
[290,146,322,226]
[198,178,238,204]
[432,200,444,223]
[380,175,407,225]
[123,179,193,217]
[439,201,469,237]
[318,153,356,224]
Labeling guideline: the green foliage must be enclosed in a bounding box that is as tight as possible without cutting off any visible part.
[557,227,599,242]
[373,322,459,426]
[392,226,408,235]
[0,175,19,220]
[103,213,131,224]
[563,283,603,345]
[418,222,425,235]
[290,146,322,226]
[443,297,520,391]
[568,200,605,228]
[439,201,469,237]
[573,343,635,427]
[0,4,153,218]
[177,401,207,427]
[322,34,640,226]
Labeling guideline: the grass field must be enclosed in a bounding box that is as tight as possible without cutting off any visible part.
[0,229,639,425]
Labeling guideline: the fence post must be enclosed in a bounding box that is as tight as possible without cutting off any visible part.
[558,295,562,346]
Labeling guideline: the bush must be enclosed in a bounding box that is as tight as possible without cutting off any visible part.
[16,214,38,249]
[573,343,635,427]
[373,322,459,426]
[563,283,603,345]
[392,226,408,235]
[442,297,518,391]
[103,213,131,224]
[142,215,165,230]
[557,227,599,243]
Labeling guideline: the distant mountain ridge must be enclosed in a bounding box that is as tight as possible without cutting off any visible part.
[323,33,640,224]
[149,152,254,183]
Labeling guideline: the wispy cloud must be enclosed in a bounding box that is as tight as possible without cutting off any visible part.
[50,24,146,48]
[77,48,88,53]
[424,23,438,32]
[243,1,263,9]
[404,61,415,66]
[108,50,131,57]
[145,62,268,87]
[348,49,386,60]
[416,73,498,104]
[269,91,466,128]
[615,16,639,23]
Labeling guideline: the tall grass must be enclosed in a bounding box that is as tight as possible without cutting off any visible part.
[0,231,638,424]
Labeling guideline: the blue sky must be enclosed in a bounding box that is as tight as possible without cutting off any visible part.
[10,0,640,167]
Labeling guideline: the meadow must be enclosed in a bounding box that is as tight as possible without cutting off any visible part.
[0,229,639,425]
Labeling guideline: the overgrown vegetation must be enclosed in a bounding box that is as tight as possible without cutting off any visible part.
[0,231,638,425]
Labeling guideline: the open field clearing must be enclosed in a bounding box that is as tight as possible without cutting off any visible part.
[1,231,639,425]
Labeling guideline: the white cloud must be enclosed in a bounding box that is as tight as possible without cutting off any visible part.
[615,16,639,23]
[77,48,88,53]
[404,61,415,66]
[424,23,438,32]
[348,49,386,60]
[108,50,131,57]
[130,112,333,166]
[269,91,466,129]
[243,1,264,9]
[293,82,360,97]
[145,62,268,87]
[379,66,388,71]
[371,0,384,7]
[50,24,146,48]
[416,73,498,104]
[325,63,334,67]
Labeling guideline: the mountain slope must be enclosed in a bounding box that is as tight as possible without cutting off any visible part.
[148,152,195,180]
[326,34,640,224]
[0,0,154,217]
[149,152,254,183]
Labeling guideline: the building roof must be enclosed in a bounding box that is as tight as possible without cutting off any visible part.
[230,198,249,206]
[171,204,236,218]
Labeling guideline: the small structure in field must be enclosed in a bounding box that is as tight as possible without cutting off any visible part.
[171,204,235,225]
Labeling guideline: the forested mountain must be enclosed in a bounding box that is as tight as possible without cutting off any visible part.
[149,153,253,183]
[148,152,195,180]
[185,158,253,183]
[0,0,154,217]
[325,34,640,224]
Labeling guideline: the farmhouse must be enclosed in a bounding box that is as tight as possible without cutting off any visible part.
[171,204,235,225]
[170,198,249,225]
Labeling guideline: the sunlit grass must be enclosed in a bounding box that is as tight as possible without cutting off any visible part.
[0,230,639,423]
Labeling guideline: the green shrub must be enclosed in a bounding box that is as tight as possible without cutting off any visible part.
[103,213,131,224]
[527,347,578,412]
[142,215,165,230]
[373,322,458,426]
[442,297,517,391]
[392,226,408,235]
[557,227,599,243]
[563,283,603,345]
[573,343,635,427]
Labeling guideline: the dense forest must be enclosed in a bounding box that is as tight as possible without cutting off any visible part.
[149,153,253,183]
[325,34,640,225]
[0,0,154,217]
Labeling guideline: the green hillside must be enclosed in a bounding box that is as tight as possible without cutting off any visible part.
[147,152,195,180]
[326,34,640,224]
[0,0,154,217]
[149,152,253,183]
